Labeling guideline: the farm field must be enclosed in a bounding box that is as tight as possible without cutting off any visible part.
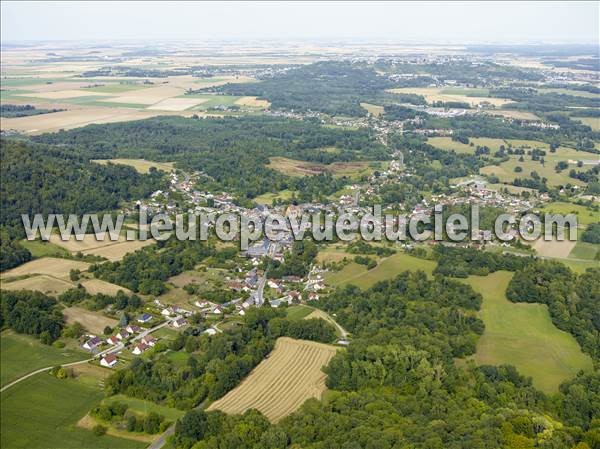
[0,73,261,134]
[537,201,599,226]
[427,137,475,154]
[480,144,597,187]
[465,271,593,393]
[81,278,132,296]
[532,237,577,259]
[0,257,90,281]
[267,156,383,179]
[483,109,540,120]
[0,107,172,134]
[575,116,600,131]
[286,304,316,320]
[325,251,436,288]
[0,330,88,387]
[569,241,599,260]
[48,233,155,261]
[92,158,175,173]
[207,337,338,422]
[19,239,70,258]
[0,274,74,296]
[1,372,143,449]
[254,189,294,205]
[102,394,185,421]
[316,244,355,264]
[360,102,384,117]
[63,306,119,334]
[387,87,511,107]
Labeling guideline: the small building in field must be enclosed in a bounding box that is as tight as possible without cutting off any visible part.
[203,328,217,336]
[100,354,118,368]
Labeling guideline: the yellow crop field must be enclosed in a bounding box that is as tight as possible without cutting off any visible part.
[532,238,577,259]
[147,97,208,111]
[0,257,90,281]
[0,275,74,296]
[387,87,511,107]
[360,102,384,117]
[92,159,174,173]
[48,233,154,261]
[0,108,168,135]
[207,337,338,422]
[81,279,132,296]
[82,240,154,261]
[234,96,270,108]
[63,307,119,334]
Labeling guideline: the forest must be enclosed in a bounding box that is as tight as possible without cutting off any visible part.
[33,115,388,200]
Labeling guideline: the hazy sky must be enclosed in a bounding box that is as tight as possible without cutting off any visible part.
[2,1,598,44]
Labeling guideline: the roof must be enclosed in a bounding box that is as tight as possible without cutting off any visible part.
[103,354,117,363]
[87,336,101,345]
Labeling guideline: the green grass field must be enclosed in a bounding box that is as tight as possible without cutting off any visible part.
[20,239,70,258]
[102,394,184,421]
[1,373,143,449]
[325,252,436,289]
[465,271,593,393]
[427,137,474,154]
[569,241,599,260]
[480,144,594,187]
[286,304,315,320]
[538,202,599,226]
[1,331,88,387]
[254,189,294,205]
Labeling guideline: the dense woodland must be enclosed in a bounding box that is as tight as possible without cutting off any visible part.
[34,115,388,201]
[207,61,396,116]
[0,290,65,343]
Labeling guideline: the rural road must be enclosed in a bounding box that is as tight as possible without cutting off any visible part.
[0,316,178,393]
[0,357,94,393]
[147,424,175,449]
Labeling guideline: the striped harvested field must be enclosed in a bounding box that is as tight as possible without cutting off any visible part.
[207,337,338,422]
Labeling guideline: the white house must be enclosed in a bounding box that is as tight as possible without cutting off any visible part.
[100,354,118,368]
[141,335,157,346]
[137,313,153,323]
[172,318,188,328]
[203,328,217,336]
[132,342,149,355]
[126,325,141,334]
[116,330,130,341]
[83,336,102,351]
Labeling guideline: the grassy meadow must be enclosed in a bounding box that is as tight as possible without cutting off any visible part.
[0,330,88,387]
[465,271,593,393]
[325,251,436,289]
[1,373,144,449]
